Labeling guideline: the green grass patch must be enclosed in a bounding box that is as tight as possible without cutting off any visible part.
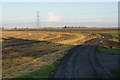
[109,33,119,43]
[112,67,120,78]
[109,38,119,43]
[91,33,102,38]
[13,61,60,79]
[97,46,120,55]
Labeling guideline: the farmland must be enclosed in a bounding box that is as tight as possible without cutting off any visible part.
[1,28,120,78]
[38,28,120,48]
[1,30,95,78]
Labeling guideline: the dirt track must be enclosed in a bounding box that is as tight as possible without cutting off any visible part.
[53,34,119,78]
[85,34,112,46]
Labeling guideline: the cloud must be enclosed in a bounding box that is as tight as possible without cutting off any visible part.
[68,19,109,23]
[95,19,102,22]
[46,12,61,22]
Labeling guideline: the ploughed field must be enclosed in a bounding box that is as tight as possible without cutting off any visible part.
[1,31,95,78]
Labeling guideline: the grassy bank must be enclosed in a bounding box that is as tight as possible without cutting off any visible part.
[112,67,120,78]
[91,33,102,38]
[97,46,120,55]
[109,33,120,43]
[14,61,60,79]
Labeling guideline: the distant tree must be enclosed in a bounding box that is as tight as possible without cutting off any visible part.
[64,26,67,28]
[14,27,17,29]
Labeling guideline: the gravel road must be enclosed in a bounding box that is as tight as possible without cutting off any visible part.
[53,34,119,78]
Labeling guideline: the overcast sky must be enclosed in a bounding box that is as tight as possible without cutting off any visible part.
[1,2,118,28]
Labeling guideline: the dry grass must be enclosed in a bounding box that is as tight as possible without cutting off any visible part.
[2,31,95,78]
[2,31,95,45]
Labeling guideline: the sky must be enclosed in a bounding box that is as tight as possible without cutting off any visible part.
[0,0,119,2]
[0,2,118,28]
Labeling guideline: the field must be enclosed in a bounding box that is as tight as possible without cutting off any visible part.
[1,30,95,78]
[1,28,120,78]
[36,28,120,48]
[63,28,119,48]
[16,61,60,79]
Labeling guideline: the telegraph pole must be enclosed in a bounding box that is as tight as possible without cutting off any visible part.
[36,11,40,28]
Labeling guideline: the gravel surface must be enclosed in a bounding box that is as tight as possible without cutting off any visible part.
[53,34,119,78]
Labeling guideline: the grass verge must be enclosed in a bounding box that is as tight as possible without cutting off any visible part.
[97,46,120,55]
[109,38,119,43]
[91,33,102,38]
[112,67,120,78]
[12,61,60,80]
[109,33,119,43]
